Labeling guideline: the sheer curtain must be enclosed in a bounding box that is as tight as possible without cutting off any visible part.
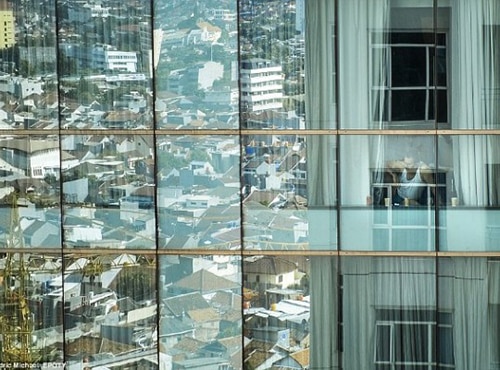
[439,258,489,369]
[342,257,436,369]
[451,0,499,205]
[305,0,337,251]
[338,0,389,205]
[305,1,339,367]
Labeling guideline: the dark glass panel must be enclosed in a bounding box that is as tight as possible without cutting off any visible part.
[391,47,427,87]
[391,90,427,121]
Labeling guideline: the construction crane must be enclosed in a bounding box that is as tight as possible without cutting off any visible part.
[0,196,41,363]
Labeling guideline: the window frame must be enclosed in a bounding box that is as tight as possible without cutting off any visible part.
[370,31,449,128]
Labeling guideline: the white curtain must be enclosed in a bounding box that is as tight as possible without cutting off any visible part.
[342,257,436,369]
[488,261,500,366]
[305,0,337,250]
[338,0,389,205]
[451,0,499,206]
[306,1,339,366]
[440,258,489,369]
[310,257,339,369]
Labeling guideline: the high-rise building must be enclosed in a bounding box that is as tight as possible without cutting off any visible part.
[0,0,14,50]
[0,0,499,369]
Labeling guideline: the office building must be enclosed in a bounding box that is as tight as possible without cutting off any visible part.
[0,0,499,369]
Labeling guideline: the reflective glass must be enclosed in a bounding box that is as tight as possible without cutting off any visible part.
[160,254,242,369]
[439,135,500,251]
[154,0,239,129]
[61,135,155,249]
[0,135,61,249]
[339,0,440,129]
[437,257,500,368]
[243,255,334,369]
[340,135,437,251]
[240,0,322,129]
[57,1,153,129]
[63,253,157,368]
[242,134,337,250]
[442,0,500,129]
[0,252,64,363]
[0,1,58,130]
[157,135,241,250]
[342,256,437,369]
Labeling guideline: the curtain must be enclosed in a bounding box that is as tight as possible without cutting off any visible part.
[338,0,389,205]
[451,0,499,206]
[342,257,436,369]
[439,258,489,370]
[310,257,339,369]
[488,261,500,367]
[305,0,337,251]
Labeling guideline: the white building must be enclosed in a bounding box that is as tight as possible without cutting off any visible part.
[92,46,138,73]
[240,59,284,113]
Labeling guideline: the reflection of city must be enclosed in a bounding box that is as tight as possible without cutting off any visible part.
[62,135,156,249]
[243,256,310,369]
[242,136,309,250]
[159,255,242,370]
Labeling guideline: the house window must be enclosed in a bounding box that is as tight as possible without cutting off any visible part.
[374,309,454,369]
[372,32,447,127]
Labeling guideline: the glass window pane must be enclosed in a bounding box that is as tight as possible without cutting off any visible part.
[391,47,427,87]
[57,1,153,129]
[243,135,337,250]
[430,47,447,87]
[391,90,427,121]
[437,257,497,369]
[342,256,436,369]
[340,135,437,251]
[0,1,58,130]
[339,1,437,129]
[157,135,241,250]
[0,135,61,249]
[64,253,157,368]
[394,323,429,362]
[161,255,241,370]
[62,135,156,249]
[375,324,391,361]
[155,1,239,129]
[0,252,64,363]
[239,0,310,129]
[244,255,328,368]
[439,135,500,251]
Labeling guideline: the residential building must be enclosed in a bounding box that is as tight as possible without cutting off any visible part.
[240,58,284,114]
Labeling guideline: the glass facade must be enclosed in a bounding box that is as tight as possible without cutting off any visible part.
[0,0,499,368]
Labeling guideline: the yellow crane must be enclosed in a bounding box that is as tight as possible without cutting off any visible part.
[0,196,41,363]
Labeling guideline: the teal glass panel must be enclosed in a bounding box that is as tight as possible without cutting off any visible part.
[340,135,437,251]
[242,134,337,250]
